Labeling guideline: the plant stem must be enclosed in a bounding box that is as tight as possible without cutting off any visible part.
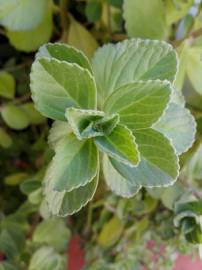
[60,0,70,42]
[173,27,202,47]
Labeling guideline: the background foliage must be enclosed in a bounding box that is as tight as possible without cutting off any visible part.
[1,0,202,269]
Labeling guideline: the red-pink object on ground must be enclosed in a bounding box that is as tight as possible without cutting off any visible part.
[67,235,85,270]
[173,255,202,270]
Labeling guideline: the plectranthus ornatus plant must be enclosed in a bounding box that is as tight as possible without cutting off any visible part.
[30,39,196,216]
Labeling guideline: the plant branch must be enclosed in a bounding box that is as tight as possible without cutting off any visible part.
[173,27,202,47]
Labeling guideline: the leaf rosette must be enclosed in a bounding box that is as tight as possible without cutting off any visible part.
[30,40,196,216]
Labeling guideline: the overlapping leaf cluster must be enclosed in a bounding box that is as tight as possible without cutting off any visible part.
[30,39,196,216]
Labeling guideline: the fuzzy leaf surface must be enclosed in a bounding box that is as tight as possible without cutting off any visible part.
[153,102,196,154]
[103,155,141,198]
[95,124,139,167]
[92,38,177,107]
[44,168,98,216]
[110,128,179,187]
[104,80,171,130]
[47,134,98,192]
[30,58,97,120]
[37,43,92,73]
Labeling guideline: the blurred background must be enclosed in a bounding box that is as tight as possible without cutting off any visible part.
[1,0,202,269]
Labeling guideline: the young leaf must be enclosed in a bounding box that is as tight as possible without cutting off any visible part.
[0,71,15,99]
[104,80,171,130]
[92,39,178,107]
[0,0,48,31]
[37,43,92,73]
[65,107,119,139]
[103,155,141,198]
[47,134,98,192]
[1,104,29,130]
[153,102,196,155]
[30,57,97,120]
[7,7,53,52]
[65,107,105,139]
[123,0,166,39]
[68,16,98,58]
[110,128,179,187]
[44,169,98,216]
[95,124,139,167]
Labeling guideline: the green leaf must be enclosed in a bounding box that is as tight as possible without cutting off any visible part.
[28,188,42,205]
[44,170,98,216]
[97,217,124,248]
[47,134,98,192]
[65,107,119,139]
[21,103,45,125]
[165,0,194,26]
[186,47,202,95]
[123,0,166,39]
[85,0,102,23]
[0,262,17,270]
[1,104,29,130]
[33,218,70,252]
[48,121,72,149]
[110,128,179,187]
[0,0,48,31]
[185,144,202,180]
[0,226,25,259]
[68,16,99,58]
[153,102,196,155]
[104,80,171,130]
[107,0,123,8]
[30,57,97,120]
[0,71,15,99]
[65,107,105,139]
[37,43,92,73]
[95,124,140,167]
[20,179,41,195]
[0,128,12,148]
[28,246,66,270]
[92,39,178,107]
[7,7,53,52]
[103,155,141,198]
[4,172,27,186]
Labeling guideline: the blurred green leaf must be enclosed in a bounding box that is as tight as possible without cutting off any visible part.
[28,246,66,270]
[33,218,70,252]
[0,128,12,148]
[0,0,48,31]
[4,172,27,186]
[98,216,124,248]
[85,0,102,23]
[123,0,166,39]
[68,16,99,58]
[1,104,29,130]
[165,0,194,25]
[0,72,15,99]
[7,7,53,52]
[21,103,45,125]
[0,262,17,270]
[0,225,25,259]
